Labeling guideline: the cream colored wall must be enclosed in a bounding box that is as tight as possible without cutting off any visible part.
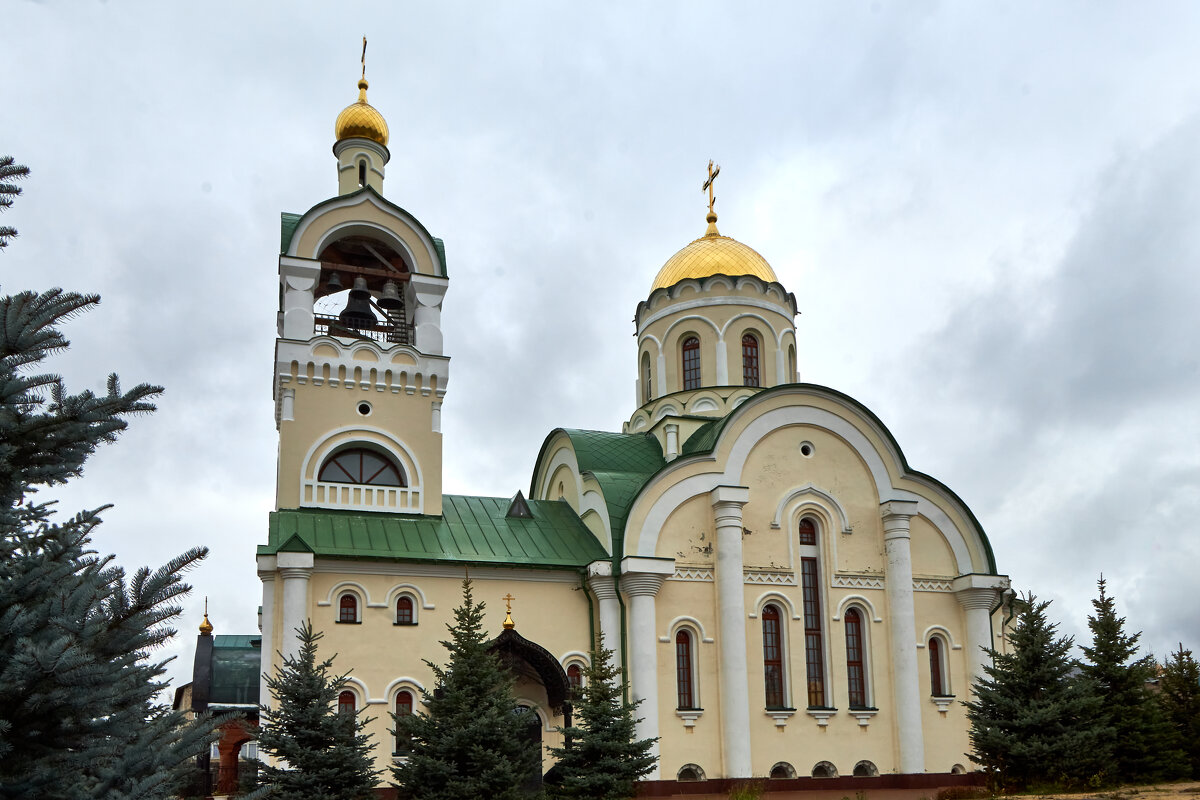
[910,516,958,577]
[302,568,593,779]
[914,591,973,772]
[292,203,439,276]
[276,373,443,515]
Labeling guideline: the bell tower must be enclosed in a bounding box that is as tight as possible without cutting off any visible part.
[272,64,450,517]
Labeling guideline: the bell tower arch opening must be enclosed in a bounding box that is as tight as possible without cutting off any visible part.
[314,234,412,345]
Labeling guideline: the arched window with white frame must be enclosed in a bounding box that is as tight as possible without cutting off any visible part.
[761,604,787,709]
[929,634,951,696]
[395,594,416,625]
[797,516,827,707]
[675,629,698,709]
[741,332,761,387]
[319,446,406,487]
[844,607,869,709]
[338,592,360,624]
[337,690,357,714]
[394,688,415,755]
[681,336,701,390]
[641,351,653,404]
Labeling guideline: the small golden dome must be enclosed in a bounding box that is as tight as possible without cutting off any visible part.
[335,78,389,146]
[199,613,213,636]
[650,213,778,292]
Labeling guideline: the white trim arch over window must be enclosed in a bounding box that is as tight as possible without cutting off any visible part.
[336,589,363,624]
[300,426,424,514]
[319,580,373,608]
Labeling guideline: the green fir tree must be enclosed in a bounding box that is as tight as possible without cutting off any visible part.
[256,621,380,800]
[0,169,217,798]
[1158,644,1200,778]
[391,579,540,800]
[964,593,1109,791]
[0,155,28,248]
[1080,576,1184,782]
[546,637,656,800]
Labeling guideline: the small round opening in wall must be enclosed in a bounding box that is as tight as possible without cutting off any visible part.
[799,441,814,458]
[356,401,373,416]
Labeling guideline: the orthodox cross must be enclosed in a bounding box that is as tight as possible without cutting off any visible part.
[502,593,516,629]
[361,36,368,80]
[702,160,721,215]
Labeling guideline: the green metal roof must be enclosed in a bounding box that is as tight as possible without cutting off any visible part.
[544,430,666,563]
[278,187,447,276]
[209,635,261,706]
[260,495,606,568]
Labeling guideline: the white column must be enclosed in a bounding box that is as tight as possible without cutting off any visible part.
[257,556,277,712]
[619,557,674,780]
[710,486,752,778]
[953,575,1007,693]
[280,388,295,422]
[664,424,679,461]
[881,500,925,774]
[276,552,314,661]
[715,337,729,385]
[431,399,443,433]
[586,560,621,653]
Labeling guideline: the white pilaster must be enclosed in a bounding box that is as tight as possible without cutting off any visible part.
[953,574,1007,694]
[277,552,314,661]
[409,274,449,355]
[278,257,321,339]
[280,388,295,422]
[257,555,277,713]
[431,399,443,433]
[619,557,674,780]
[656,351,667,397]
[881,500,925,774]
[715,337,729,385]
[586,560,621,653]
[710,486,752,778]
[664,424,679,461]
[774,345,786,386]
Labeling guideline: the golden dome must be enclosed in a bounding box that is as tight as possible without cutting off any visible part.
[335,78,389,146]
[650,212,778,292]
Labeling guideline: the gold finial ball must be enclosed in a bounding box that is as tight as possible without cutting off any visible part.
[335,78,389,146]
[199,613,214,635]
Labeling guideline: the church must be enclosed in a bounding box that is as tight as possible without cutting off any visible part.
[252,68,1010,791]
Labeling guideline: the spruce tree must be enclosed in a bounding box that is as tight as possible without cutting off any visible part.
[546,637,656,800]
[256,621,380,799]
[1080,576,1184,782]
[391,579,540,800]
[964,593,1109,791]
[0,170,218,798]
[1158,644,1200,778]
[0,155,28,248]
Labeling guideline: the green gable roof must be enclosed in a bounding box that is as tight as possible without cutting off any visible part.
[547,430,666,561]
[260,495,606,568]
[280,212,302,253]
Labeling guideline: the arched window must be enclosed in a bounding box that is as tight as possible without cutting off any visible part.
[675,630,696,709]
[769,763,796,779]
[845,608,867,708]
[762,604,785,709]
[567,663,583,690]
[357,160,366,187]
[642,352,653,403]
[930,636,950,695]
[742,333,760,387]
[338,690,356,714]
[788,344,797,383]
[677,764,705,782]
[681,336,701,390]
[396,595,414,625]
[853,761,879,777]
[812,761,838,779]
[798,517,826,707]
[394,689,414,754]
[318,447,406,487]
[339,593,359,624]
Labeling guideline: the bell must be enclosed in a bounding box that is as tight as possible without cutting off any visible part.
[378,280,403,310]
[325,271,344,293]
[338,276,375,329]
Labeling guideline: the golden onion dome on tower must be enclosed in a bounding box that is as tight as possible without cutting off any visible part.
[650,211,778,292]
[335,78,390,146]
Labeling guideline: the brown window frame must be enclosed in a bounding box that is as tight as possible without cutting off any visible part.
[801,557,825,707]
[742,333,760,387]
[676,630,696,709]
[681,336,701,390]
[318,447,407,487]
[337,690,356,714]
[395,595,414,625]
[762,604,786,709]
[930,637,948,696]
[845,608,866,708]
[339,593,358,624]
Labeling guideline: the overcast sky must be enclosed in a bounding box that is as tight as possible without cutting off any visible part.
[6,2,1199,696]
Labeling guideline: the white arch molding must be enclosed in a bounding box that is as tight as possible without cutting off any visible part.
[383,583,435,611]
[318,580,371,607]
[833,594,883,623]
[300,424,425,515]
[749,590,801,621]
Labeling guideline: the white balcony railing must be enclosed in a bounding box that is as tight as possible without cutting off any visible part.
[302,480,421,514]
